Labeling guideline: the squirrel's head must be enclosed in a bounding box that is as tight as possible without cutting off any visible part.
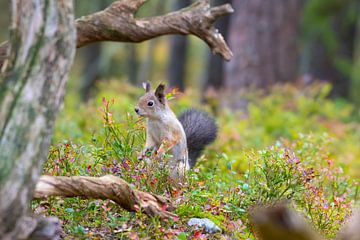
[135,82,167,119]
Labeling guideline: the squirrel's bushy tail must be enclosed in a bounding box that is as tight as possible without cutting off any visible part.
[178,109,217,168]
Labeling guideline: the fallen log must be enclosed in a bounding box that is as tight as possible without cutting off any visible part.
[34,175,177,219]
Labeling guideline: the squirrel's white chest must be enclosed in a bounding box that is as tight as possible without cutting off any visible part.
[147,120,167,145]
[147,116,186,147]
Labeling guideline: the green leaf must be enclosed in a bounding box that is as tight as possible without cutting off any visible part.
[176,232,187,240]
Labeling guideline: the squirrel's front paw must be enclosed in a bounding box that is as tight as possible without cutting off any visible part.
[138,147,155,161]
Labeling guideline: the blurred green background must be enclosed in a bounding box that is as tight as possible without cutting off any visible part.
[1,0,358,106]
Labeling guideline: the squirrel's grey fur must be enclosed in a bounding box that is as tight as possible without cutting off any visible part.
[178,109,218,168]
[135,82,217,177]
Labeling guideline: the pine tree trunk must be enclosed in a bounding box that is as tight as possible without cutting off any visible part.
[0,0,76,239]
[224,0,303,94]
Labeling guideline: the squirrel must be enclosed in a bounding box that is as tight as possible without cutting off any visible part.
[135,82,217,178]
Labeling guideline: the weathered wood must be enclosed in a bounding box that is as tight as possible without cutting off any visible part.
[75,0,233,60]
[34,175,177,219]
[0,0,76,239]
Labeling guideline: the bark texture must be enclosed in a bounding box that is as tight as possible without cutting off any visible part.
[225,0,302,92]
[0,0,76,239]
[35,175,177,219]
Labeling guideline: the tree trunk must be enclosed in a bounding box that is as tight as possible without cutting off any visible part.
[78,0,111,102]
[351,10,360,108]
[127,44,139,85]
[0,0,76,239]
[302,1,358,99]
[139,0,166,86]
[224,0,303,97]
[80,43,102,102]
[203,0,232,91]
[167,0,192,91]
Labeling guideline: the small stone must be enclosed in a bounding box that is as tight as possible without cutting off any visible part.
[187,218,221,233]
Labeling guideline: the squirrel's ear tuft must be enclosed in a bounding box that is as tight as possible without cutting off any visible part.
[142,81,151,93]
[155,84,165,104]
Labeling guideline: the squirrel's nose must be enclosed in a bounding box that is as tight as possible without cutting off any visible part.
[135,107,139,113]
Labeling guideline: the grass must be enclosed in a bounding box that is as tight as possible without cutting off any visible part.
[34,81,359,239]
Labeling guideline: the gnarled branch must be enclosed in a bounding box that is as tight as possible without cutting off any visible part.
[76,0,233,60]
[34,175,177,219]
[0,0,233,70]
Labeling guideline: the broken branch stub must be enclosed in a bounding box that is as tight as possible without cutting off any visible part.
[34,175,177,219]
[250,204,322,240]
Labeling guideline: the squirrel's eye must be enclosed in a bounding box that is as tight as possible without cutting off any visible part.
[147,101,154,107]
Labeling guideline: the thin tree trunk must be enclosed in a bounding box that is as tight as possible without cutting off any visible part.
[225,0,302,96]
[203,0,232,91]
[127,44,139,85]
[79,0,111,102]
[139,0,166,84]
[167,0,191,91]
[350,3,360,108]
[303,4,357,98]
[0,0,76,239]
[139,39,156,84]
[80,43,101,102]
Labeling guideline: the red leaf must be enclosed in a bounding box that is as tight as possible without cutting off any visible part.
[193,230,202,239]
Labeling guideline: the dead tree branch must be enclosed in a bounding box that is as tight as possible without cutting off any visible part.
[34,175,177,219]
[76,0,233,60]
[0,0,233,69]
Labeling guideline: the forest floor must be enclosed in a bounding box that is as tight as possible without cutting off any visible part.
[33,82,360,239]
